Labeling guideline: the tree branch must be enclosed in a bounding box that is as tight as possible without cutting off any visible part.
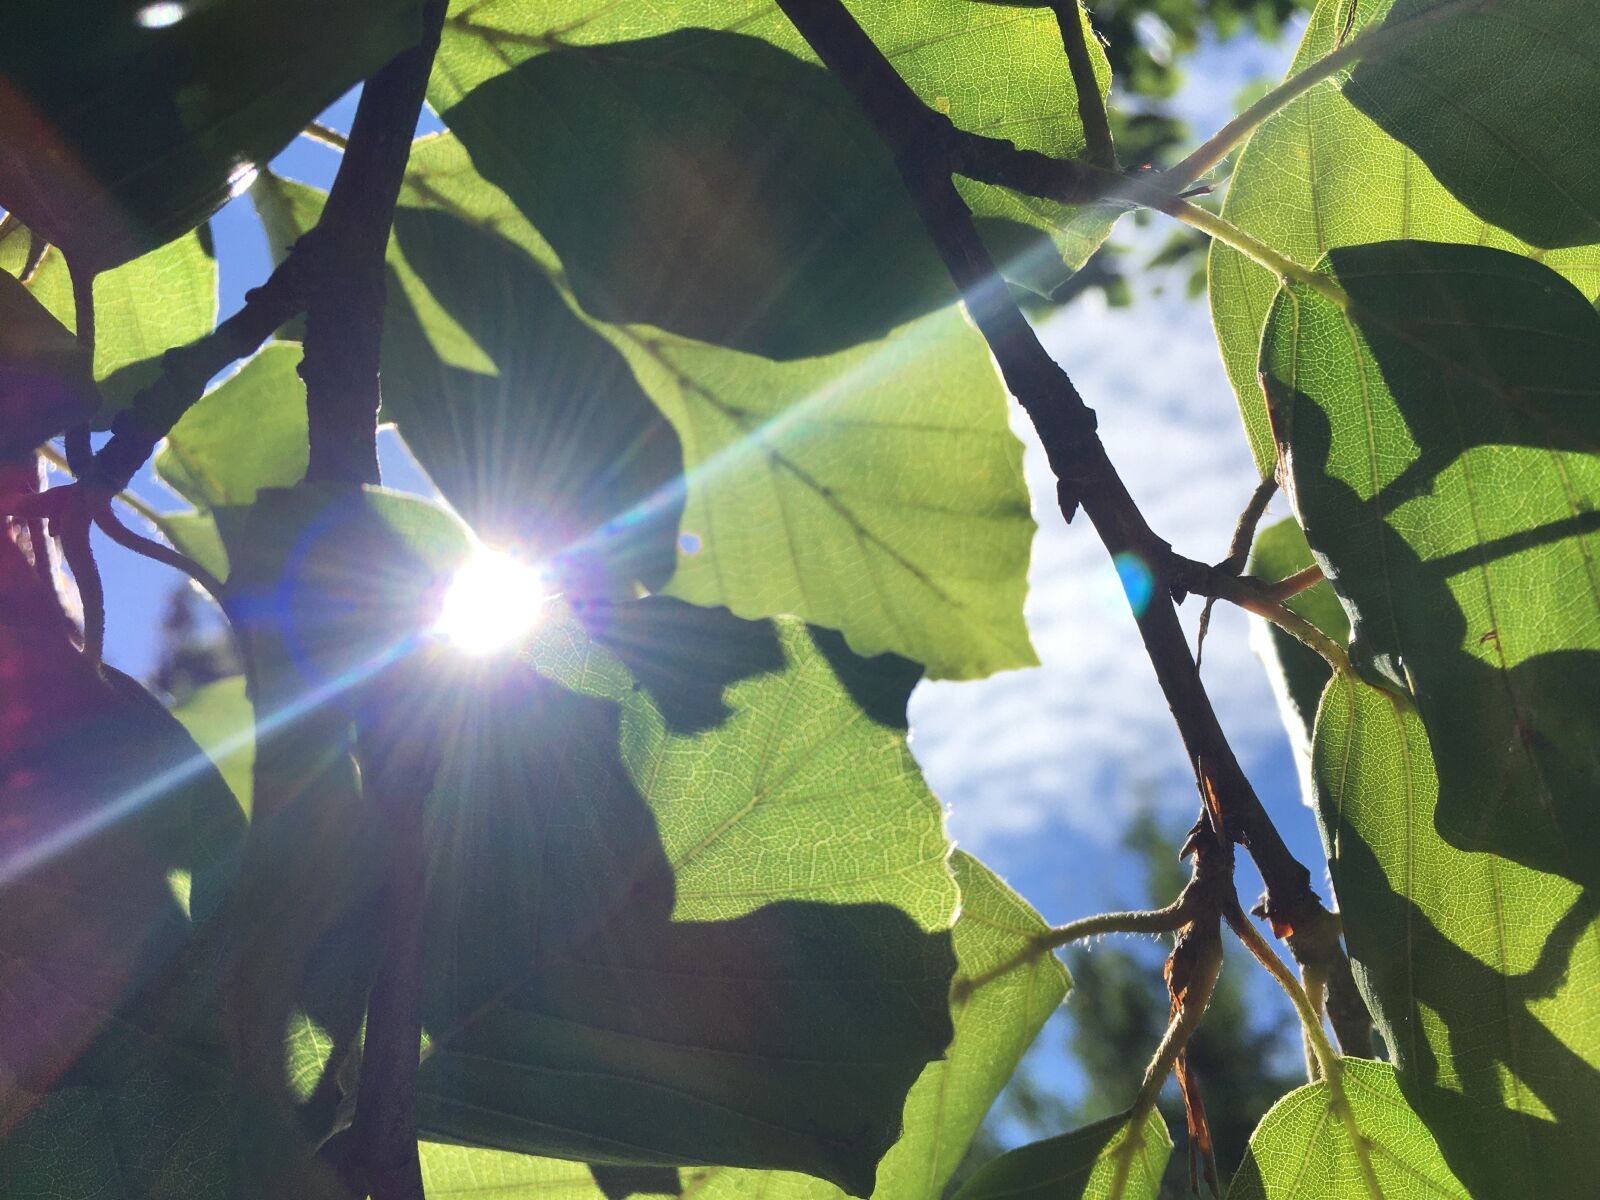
[290,7,448,1199]
[348,669,439,1200]
[299,0,446,485]
[83,256,311,493]
[773,0,1371,1049]
[1052,2,1115,168]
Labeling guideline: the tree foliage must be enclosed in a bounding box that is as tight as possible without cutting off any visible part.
[0,1,1595,1199]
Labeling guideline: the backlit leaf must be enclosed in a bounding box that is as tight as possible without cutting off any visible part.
[414,599,959,1195]
[1209,0,1600,472]
[950,1110,1172,1200]
[1310,679,1600,1197]
[1262,239,1600,1194]
[1227,1059,1466,1198]
[0,0,422,269]
[170,676,255,818]
[157,345,308,509]
[1263,240,1600,887]
[417,852,1067,1200]
[0,266,94,456]
[1,230,217,414]
[1347,0,1600,249]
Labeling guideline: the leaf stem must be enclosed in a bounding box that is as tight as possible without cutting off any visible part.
[1196,474,1278,668]
[1260,562,1325,601]
[1053,2,1115,168]
[1224,903,1383,1200]
[91,502,223,601]
[952,899,1193,1003]
[1207,572,1352,675]
[303,120,350,150]
[1164,0,1490,191]
[1107,923,1223,1200]
[1160,199,1350,310]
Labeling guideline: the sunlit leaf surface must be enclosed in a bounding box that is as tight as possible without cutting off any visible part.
[1228,1059,1466,1198]
[1209,0,1600,472]
[1263,240,1600,1194]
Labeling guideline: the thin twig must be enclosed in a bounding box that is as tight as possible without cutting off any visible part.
[1224,902,1383,1199]
[770,0,1367,1028]
[34,443,162,524]
[91,502,223,600]
[1259,562,1324,602]
[1162,0,1488,191]
[303,120,350,150]
[1196,474,1277,668]
[1053,2,1115,168]
[1108,913,1223,1200]
[84,258,311,493]
[54,500,102,669]
[952,898,1194,1003]
[300,0,446,485]
[1204,572,1352,675]
[1160,199,1351,308]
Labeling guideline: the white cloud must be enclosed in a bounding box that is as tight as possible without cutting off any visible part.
[909,280,1298,850]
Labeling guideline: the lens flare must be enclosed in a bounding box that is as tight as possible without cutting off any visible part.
[136,3,185,28]
[436,549,549,655]
[1113,552,1155,617]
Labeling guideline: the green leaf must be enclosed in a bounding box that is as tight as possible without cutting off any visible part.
[1,230,218,414]
[1209,0,1600,473]
[247,168,325,341]
[437,28,950,360]
[418,852,1067,1200]
[950,1110,1172,1200]
[1310,677,1600,1197]
[1227,1059,1466,1198]
[1347,0,1600,249]
[430,0,1117,297]
[0,1060,351,1200]
[391,135,1037,679]
[1261,240,1600,1195]
[0,649,244,1123]
[170,676,256,818]
[1245,517,1348,758]
[0,0,422,269]
[635,304,1036,680]
[0,265,94,456]
[1262,240,1600,888]
[414,599,959,1195]
[156,345,309,508]
[419,1149,678,1200]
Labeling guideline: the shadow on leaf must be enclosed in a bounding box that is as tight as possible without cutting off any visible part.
[385,206,685,595]
[412,615,955,1196]
[440,29,953,359]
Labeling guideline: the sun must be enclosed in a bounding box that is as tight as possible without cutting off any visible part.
[435,548,550,656]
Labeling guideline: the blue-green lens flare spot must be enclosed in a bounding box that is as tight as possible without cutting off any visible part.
[1113,552,1155,617]
[678,531,703,556]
